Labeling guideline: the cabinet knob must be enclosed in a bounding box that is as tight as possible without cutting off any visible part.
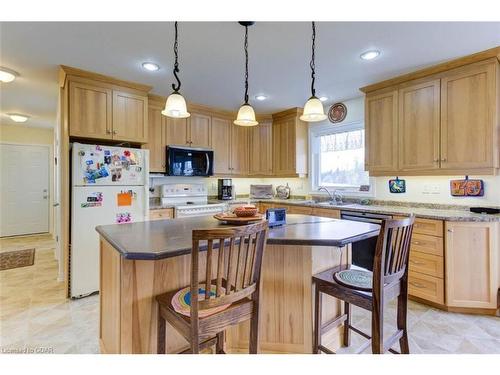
[106,130,111,134]
[433,159,439,163]
[441,158,447,162]
[113,130,117,135]
[409,282,426,289]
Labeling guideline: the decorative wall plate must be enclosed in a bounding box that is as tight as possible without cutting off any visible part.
[450,177,484,197]
[328,102,347,123]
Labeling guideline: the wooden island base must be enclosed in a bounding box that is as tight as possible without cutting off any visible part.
[99,238,350,354]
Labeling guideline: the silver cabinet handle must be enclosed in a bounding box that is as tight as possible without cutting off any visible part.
[53,203,60,207]
[410,282,426,289]
[106,130,111,134]
[410,260,425,266]
[113,130,117,135]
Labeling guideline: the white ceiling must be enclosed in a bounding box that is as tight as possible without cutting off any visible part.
[1,22,499,128]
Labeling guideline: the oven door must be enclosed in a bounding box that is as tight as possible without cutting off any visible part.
[166,146,213,176]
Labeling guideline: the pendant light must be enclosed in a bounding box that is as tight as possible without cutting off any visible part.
[162,22,190,119]
[300,22,327,122]
[234,22,258,127]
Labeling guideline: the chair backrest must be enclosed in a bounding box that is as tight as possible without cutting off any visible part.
[372,215,415,290]
[190,220,269,319]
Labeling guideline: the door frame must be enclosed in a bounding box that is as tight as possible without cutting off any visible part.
[0,141,54,237]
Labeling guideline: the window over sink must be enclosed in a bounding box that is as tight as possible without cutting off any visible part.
[310,120,374,196]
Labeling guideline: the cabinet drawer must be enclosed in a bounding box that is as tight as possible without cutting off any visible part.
[285,205,313,215]
[413,218,443,237]
[409,251,444,278]
[408,271,444,304]
[410,233,444,256]
[259,203,274,213]
[149,208,174,220]
[312,207,341,219]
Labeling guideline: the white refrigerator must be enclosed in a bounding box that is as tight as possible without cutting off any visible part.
[71,143,149,298]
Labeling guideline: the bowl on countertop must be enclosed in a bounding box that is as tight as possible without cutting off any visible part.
[233,205,258,217]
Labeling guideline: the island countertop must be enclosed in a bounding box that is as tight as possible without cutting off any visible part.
[95,214,380,260]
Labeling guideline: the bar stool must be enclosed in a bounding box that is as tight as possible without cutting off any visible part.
[312,216,415,354]
[156,220,268,354]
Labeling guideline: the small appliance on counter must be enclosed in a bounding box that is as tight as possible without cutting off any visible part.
[469,207,500,215]
[250,184,273,199]
[276,183,291,199]
[217,178,233,200]
[266,208,287,227]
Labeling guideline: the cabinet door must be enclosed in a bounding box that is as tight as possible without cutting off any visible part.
[249,121,273,175]
[188,113,211,148]
[445,222,499,309]
[112,91,148,143]
[164,117,189,146]
[365,89,398,173]
[69,81,112,139]
[230,124,249,175]
[399,79,441,171]
[440,61,496,169]
[211,116,231,175]
[145,105,166,172]
[273,117,296,176]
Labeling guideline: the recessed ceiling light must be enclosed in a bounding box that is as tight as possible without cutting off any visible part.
[360,50,380,61]
[319,96,328,102]
[255,95,267,101]
[0,67,19,83]
[8,113,30,123]
[142,62,160,71]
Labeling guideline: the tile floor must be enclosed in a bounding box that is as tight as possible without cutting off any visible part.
[0,234,499,354]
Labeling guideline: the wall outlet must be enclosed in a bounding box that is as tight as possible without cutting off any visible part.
[422,184,441,195]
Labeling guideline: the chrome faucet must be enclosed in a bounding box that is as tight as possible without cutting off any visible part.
[318,187,344,205]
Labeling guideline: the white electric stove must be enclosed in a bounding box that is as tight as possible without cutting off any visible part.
[160,183,225,218]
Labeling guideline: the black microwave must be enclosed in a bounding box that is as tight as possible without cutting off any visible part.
[166,146,214,177]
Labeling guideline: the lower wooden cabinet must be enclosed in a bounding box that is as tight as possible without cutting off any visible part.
[149,208,174,221]
[408,271,445,305]
[311,207,341,219]
[445,221,499,309]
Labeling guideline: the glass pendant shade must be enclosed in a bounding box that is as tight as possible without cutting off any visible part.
[300,96,327,122]
[162,92,190,118]
[234,104,258,126]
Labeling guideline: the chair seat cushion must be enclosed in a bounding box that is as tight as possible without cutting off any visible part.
[333,269,373,291]
[171,284,231,318]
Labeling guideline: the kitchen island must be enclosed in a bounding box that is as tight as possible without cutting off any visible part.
[96,214,379,354]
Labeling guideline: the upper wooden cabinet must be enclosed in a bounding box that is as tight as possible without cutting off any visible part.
[112,91,148,143]
[164,117,189,146]
[211,116,232,175]
[249,120,273,176]
[362,53,499,176]
[145,101,166,173]
[188,113,211,148]
[440,61,497,170]
[272,108,308,177]
[398,79,440,171]
[69,81,113,140]
[63,66,152,144]
[230,125,249,175]
[365,89,399,174]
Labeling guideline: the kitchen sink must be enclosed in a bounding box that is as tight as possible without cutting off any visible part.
[315,201,357,207]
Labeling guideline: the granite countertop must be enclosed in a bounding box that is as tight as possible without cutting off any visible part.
[239,198,500,222]
[96,214,380,260]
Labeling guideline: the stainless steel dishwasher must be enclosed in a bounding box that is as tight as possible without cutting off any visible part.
[340,210,392,271]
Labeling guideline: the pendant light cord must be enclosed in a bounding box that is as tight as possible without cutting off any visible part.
[172,21,181,93]
[244,25,249,104]
[310,21,316,97]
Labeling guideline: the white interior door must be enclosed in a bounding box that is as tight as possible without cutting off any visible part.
[0,143,50,237]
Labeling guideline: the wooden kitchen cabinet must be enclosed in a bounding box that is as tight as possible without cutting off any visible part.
[230,124,249,175]
[145,101,166,172]
[445,221,499,309]
[312,207,341,219]
[211,116,232,175]
[398,79,441,171]
[149,208,174,221]
[272,108,308,177]
[69,81,113,140]
[112,90,148,143]
[440,60,497,170]
[164,117,189,146]
[188,112,211,148]
[249,120,273,176]
[364,89,399,174]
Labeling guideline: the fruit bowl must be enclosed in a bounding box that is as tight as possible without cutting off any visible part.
[233,205,258,217]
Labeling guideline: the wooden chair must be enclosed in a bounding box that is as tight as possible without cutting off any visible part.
[312,216,415,354]
[156,220,269,354]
